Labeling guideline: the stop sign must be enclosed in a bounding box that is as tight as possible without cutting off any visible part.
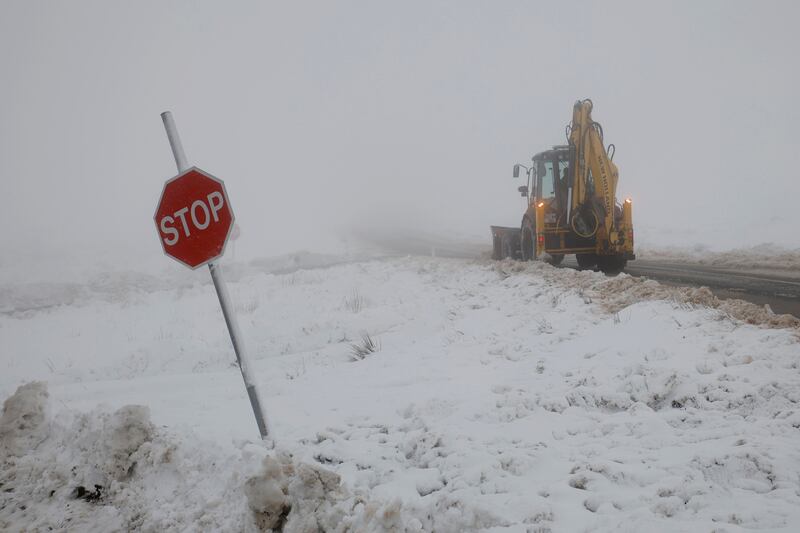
[154,167,235,269]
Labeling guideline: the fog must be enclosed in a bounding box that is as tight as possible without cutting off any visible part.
[2,1,798,277]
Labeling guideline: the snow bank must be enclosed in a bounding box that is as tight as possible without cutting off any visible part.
[244,453,366,532]
[636,243,800,274]
[1,383,169,531]
[0,382,49,456]
[493,259,800,329]
[0,383,445,532]
[1,381,252,531]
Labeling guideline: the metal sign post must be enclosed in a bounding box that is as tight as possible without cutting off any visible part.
[159,111,271,443]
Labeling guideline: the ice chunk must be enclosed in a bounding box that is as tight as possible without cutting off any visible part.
[0,381,50,457]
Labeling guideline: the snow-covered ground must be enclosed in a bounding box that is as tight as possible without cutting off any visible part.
[633,219,800,274]
[635,243,800,276]
[2,255,800,531]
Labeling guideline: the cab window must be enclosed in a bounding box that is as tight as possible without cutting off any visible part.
[558,160,569,184]
[537,160,555,199]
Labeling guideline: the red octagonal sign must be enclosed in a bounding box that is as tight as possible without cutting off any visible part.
[154,167,235,269]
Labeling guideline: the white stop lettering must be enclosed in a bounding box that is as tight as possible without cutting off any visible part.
[160,191,226,246]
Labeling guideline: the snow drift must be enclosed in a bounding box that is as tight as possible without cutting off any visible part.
[637,243,800,275]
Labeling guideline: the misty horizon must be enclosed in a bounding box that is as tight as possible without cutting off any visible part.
[2,1,799,275]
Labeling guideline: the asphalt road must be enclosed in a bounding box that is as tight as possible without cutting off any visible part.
[614,259,800,317]
[561,257,800,318]
[359,230,800,318]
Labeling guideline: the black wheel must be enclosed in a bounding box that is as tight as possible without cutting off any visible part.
[597,255,627,275]
[546,254,564,266]
[520,217,535,261]
[576,253,598,269]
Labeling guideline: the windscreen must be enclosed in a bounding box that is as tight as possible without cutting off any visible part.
[538,160,555,199]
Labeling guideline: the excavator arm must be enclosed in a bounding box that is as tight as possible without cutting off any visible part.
[568,99,620,244]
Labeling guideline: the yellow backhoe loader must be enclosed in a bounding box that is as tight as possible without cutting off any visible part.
[491,99,634,273]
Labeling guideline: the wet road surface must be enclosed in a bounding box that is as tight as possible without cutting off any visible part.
[613,259,800,317]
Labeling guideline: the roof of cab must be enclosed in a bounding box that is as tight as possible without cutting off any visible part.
[532,145,569,161]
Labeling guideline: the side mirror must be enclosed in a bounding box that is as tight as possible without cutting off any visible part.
[513,164,520,178]
[517,185,528,197]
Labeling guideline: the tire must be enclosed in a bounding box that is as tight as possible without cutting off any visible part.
[576,253,598,269]
[597,255,627,275]
[546,254,564,266]
[520,217,535,261]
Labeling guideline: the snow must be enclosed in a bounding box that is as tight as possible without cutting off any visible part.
[636,243,800,276]
[632,217,800,275]
[633,215,800,255]
[2,255,800,531]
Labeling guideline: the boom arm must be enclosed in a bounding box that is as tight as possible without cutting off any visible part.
[568,100,619,241]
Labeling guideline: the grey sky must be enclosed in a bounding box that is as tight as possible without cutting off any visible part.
[1,1,798,268]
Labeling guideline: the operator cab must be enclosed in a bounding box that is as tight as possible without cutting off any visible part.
[531,145,597,224]
[531,146,569,221]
